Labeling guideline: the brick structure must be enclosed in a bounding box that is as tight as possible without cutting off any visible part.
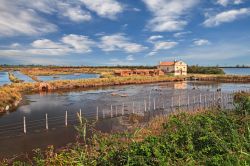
[114,69,164,77]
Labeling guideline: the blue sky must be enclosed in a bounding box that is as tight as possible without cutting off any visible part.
[0,0,250,66]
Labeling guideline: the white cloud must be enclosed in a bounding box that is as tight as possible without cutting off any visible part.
[174,31,192,38]
[0,0,57,36]
[0,0,96,36]
[154,41,178,51]
[148,41,178,56]
[62,34,95,53]
[80,0,123,19]
[0,34,96,56]
[31,39,64,49]
[126,55,135,61]
[142,0,199,32]
[217,0,244,6]
[57,3,92,22]
[99,34,147,53]
[204,8,250,27]
[147,35,163,42]
[193,39,211,46]
[10,43,21,48]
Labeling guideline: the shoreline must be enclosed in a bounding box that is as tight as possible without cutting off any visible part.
[0,74,250,113]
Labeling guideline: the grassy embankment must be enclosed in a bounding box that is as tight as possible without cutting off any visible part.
[8,72,22,83]
[2,92,249,165]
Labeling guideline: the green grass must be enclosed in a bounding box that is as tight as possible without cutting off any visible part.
[3,93,250,165]
[188,66,225,75]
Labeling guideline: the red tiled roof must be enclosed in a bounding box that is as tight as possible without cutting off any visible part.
[159,62,175,66]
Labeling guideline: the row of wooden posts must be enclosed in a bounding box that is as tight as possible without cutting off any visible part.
[21,92,233,134]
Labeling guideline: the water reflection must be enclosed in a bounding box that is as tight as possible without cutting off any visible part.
[0,71,10,86]
[37,73,100,81]
[12,71,34,83]
[0,81,249,158]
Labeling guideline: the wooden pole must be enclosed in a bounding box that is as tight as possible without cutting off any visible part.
[45,113,48,130]
[187,95,190,110]
[153,98,156,110]
[23,116,26,134]
[199,93,201,108]
[111,105,113,118]
[115,106,118,116]
[96,106,99,121]
[79,109,82,119]
[178,96,181,107]
[171,97,174,108]
[122,103,124,115]
[65,111,68,127]
[133,102,135,114]
[144,100,147,112]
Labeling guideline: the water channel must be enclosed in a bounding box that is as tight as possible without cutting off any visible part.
[0,81,249,158]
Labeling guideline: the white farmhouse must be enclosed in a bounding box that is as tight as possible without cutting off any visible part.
[158,60,187,76]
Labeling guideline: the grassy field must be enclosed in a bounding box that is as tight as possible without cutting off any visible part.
[2,92,249,165]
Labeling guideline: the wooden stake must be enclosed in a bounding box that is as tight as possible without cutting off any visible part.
[122,103,124,115]
[111,105,113,118]
[45,113,48,130]
[23,116,26,134]
[79,109,82,118]
[96,106,99,121]
[133,102,135,114]
[65,111,68,127]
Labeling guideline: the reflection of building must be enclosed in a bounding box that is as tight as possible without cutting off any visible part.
[159,81,187,89]
[158,60,187,76]
[114,69,165,77]
[174,82,187,89]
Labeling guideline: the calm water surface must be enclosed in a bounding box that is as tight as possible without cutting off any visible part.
[222,68,250,75]
[37,73,100,81]
[0,81,249,158]
[13,71,34,83]
[0,71,10,86]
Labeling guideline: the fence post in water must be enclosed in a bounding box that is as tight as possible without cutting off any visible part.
[65,111,68,127]
[115,106,118,116]
[144,100,147,112]
[199,93,201,108]
[122,103,124,115]
[111,105,113,118]
[45,113,48,130]
[187,95,190,110]
[96,106,99,121]
[193,96,195,111]
[79,109,82,119]
[133,102,135,114]
[153,98,156,110]
[23,116,26,134]
[178,96,181,108]
[171,97,174,110]
[102,109,105,119]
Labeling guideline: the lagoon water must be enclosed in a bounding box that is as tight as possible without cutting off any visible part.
[0,71,10,86]
[0,81,250,158]
[222,68,250,75]
[13,71,34,83]
[37,73,100,81]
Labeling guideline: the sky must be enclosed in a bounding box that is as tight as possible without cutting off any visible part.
[0,0,250,66]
